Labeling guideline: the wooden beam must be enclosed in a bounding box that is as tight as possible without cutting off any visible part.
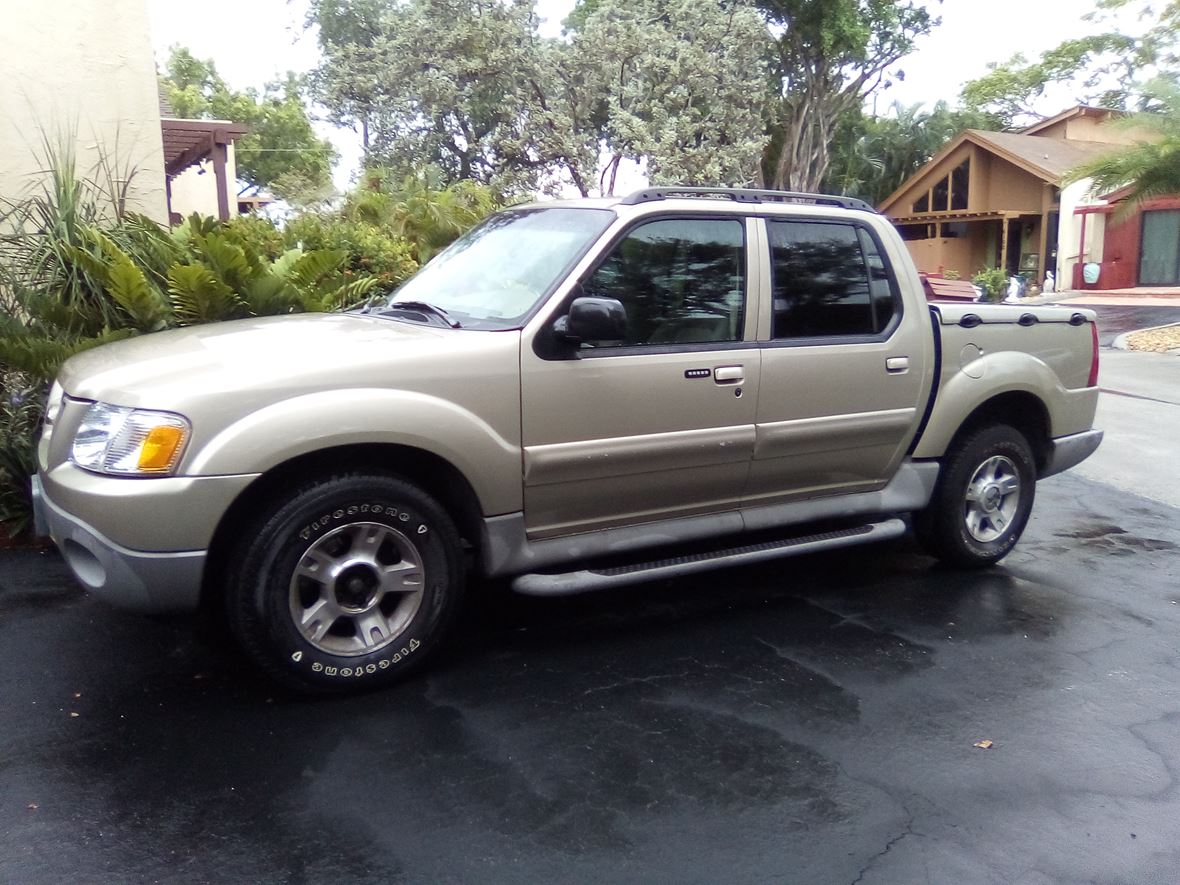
[212,141,230,222]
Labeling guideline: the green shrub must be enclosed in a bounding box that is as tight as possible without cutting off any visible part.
[0,374,43,537]
[284,213,418,287]
[972,267,1008,303]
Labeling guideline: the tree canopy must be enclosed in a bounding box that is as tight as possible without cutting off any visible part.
[162,47,337,201]
[1067,78,1180,209]
[309,0,770,196]
[757,0,939,191]
[960,0,1180,127]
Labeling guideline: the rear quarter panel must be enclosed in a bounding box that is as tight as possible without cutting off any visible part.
[912,305,1099,459]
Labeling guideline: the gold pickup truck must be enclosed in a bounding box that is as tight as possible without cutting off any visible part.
[33,187,1102,692]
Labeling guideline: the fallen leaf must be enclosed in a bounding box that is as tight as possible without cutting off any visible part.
[73,692,82,699]
[69,712,80,718]
[27,804,38,811]
[973,739,994,750]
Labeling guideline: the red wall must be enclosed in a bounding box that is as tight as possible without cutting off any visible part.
[1099,195,1180,288]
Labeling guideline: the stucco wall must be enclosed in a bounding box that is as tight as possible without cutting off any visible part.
[986,163,1042,212]
[169,145,239,220]
[0,0,167,223]
[1058,179,1105,288]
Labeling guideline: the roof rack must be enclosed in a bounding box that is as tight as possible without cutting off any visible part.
[618,186,875,213]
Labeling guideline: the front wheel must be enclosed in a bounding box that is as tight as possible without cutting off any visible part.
[226,473,466,693]
[914,424,1036,568]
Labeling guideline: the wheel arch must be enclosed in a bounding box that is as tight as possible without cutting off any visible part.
[934,391,1052,475]
[200,443,486,614]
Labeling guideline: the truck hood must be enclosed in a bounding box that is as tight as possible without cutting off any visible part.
[58,312,513,408]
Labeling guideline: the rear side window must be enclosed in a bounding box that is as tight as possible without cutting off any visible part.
[768,220,899,339]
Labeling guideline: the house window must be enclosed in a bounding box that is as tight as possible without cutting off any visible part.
[951,160,969,210]
[943,222,969,239]
[898,224,933,241]
[932,176,950,212]
[912,192,929,213]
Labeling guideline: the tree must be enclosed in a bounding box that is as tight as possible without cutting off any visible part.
[568,0,771,192]
[162,47,337,200]
[959,1,1180,127]
[757,0,938,192]
[823,101,1001,205]
[1066,78,1180,209]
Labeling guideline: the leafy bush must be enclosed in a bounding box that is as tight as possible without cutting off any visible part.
[972,267,1008,303]
[0,374,43,537]
[284,213,418,287]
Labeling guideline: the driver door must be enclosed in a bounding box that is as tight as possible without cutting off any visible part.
[519,215,761,539]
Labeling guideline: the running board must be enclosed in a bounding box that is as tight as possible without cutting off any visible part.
[511,518,907,596]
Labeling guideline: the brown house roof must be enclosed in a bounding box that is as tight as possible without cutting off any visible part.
[1020,104,1121,136]
[966,130,1116,180]
[877,128,1116,214]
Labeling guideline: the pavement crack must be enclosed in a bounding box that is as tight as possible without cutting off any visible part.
[849,813,917,885]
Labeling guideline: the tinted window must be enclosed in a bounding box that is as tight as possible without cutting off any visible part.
[581,218,745,347]
[769,221,898,339]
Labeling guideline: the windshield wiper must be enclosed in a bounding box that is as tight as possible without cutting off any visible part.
[380,300,462,328]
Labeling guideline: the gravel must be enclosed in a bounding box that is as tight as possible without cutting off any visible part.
[1125,323,1180,353]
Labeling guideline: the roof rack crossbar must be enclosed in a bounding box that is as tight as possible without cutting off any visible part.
[618,186,874,213]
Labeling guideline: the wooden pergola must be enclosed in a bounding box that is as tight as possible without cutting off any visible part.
[161,118,248,222]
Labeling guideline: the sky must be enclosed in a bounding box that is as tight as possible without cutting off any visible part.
[146,0,1144,192]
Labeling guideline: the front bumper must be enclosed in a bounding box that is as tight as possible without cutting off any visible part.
[32,475,206,612]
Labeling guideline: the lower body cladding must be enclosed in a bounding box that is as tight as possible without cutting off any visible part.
[30,429,1102,612]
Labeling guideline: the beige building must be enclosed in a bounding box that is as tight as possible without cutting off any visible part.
[0,0,168,222]
[878,106,1152,288]
[1,0,250,226]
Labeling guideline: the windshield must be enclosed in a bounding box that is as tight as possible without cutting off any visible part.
[386,206,615,330]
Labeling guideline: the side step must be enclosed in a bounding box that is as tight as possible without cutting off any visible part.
[511,518,907,596]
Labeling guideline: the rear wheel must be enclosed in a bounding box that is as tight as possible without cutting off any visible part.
[914,424,1036,568]
[226,473,465,693]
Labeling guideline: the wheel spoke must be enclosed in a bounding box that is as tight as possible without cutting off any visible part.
[380,560,424,593]
[294,548,334,584]
[997,475,1020,495]
[966,509,984,538]
[300,597,336,642]
[965,484,982,503]
[354,523,387,556]
[355,612,390,649]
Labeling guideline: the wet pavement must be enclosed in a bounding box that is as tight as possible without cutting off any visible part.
[2,471,1179,884]
[1076,304,1180,346]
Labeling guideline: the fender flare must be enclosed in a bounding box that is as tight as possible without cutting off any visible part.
[912,352,1062,459]
[184,388,521,515]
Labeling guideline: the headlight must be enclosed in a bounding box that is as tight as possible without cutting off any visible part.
[70,403,191,476]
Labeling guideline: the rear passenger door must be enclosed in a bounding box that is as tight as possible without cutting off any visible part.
[746,217,930,508]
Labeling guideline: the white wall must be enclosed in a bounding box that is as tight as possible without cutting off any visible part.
[1058,178,1106,289]
[169,144,239,220]
[0,0,167,223]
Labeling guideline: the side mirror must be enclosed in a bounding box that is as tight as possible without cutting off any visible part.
[553,296,627,344]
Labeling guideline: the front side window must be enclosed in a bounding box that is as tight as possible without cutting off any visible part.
[769,220,899,339]
[580,217,746,347]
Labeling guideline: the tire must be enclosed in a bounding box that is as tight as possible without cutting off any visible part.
[914,424,1036,569]
[225,473,465,693]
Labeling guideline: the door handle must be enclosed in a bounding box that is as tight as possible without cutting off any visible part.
[714,365,744,384]
[885,356,910,374]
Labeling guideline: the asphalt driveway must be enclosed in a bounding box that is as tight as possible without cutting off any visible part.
[2,468,1179,884]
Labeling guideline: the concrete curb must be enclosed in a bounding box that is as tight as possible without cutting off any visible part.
[1111,322,1180,352]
